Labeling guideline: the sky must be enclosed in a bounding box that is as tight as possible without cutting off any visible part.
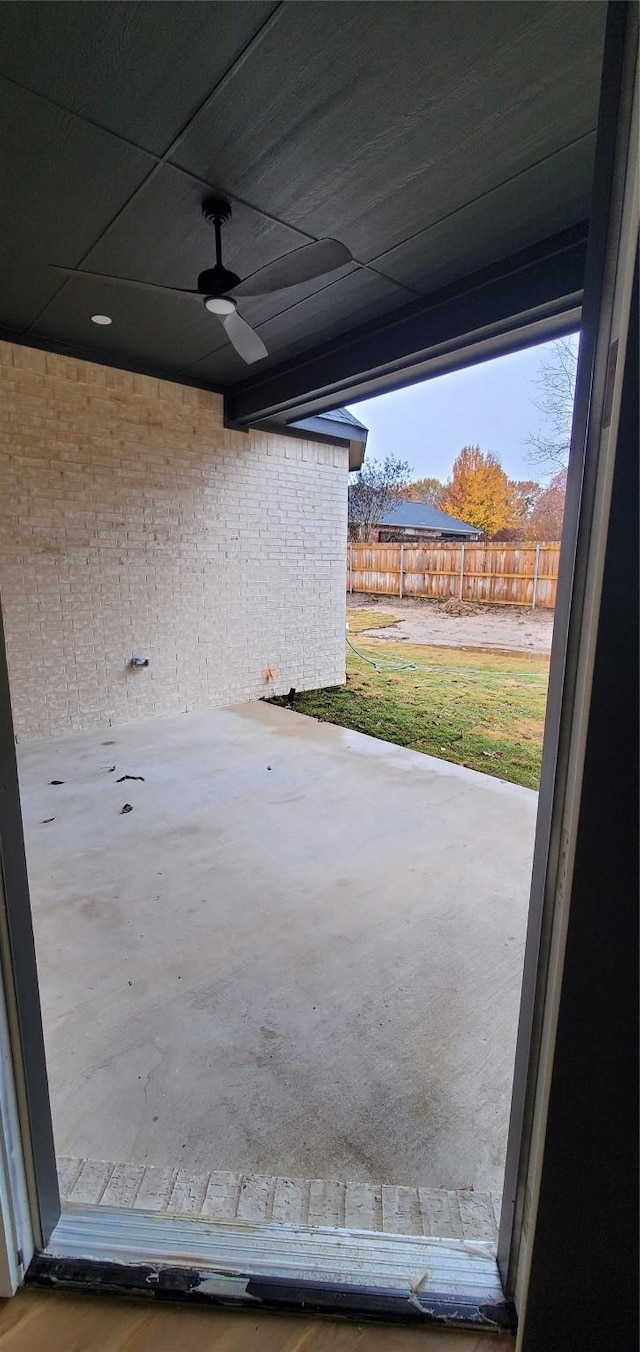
[347,335,578,486]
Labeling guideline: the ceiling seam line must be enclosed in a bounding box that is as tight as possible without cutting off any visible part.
[8,43,579,316]
[230,308,583,417]
[24,156,164,334]
[172,263,421,375]
[164,167,423,300]
[231,311,583,422]
[367,129,598,270]
[165,171,423,297]
[10,2,284,171]
[25,2,286,333]
[174,235,580,376]
[158,2,284,164]
[236,281,584,401]
[163,171,321,244]
[226,251,585,402]
[173,130,594,309]
[0,73,164,161]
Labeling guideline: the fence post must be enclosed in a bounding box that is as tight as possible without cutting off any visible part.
[399,544,404,599]
[349,544,354,594]
[459,544,465,600]
[532,542,540,609]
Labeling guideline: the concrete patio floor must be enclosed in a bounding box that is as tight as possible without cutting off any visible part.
[18,703,536,1195]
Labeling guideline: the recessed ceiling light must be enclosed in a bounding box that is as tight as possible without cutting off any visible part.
[91,314,112,326]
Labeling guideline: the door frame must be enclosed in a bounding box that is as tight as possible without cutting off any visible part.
[0,602,59,1269]
[498,0,639,1302]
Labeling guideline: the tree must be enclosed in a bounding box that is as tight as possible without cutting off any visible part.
[526,469,567,540]
[492,480,542,541]
[348,454,413,541]
[401,476,445,506]
[527,336,578,473]
[440,445,515,539]
[511,480,542,521]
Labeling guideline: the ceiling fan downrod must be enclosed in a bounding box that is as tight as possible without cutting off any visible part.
[199,197,240,297]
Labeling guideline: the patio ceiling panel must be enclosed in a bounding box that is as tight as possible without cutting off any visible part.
[0,0,607,414]
[0,79,155,332]
[369,134,598,298]
[0,1,276,154]
[173,2,603,262]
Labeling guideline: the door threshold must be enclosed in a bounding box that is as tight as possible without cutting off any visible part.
[29,1204,516,1330]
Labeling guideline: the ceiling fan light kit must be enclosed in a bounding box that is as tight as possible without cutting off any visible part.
[204,296,236,315]
[53,196,352,366]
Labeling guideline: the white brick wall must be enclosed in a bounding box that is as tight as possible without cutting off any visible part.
[0,342,348,740]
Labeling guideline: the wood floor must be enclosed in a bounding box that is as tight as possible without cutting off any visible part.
[0,1288,516,1350]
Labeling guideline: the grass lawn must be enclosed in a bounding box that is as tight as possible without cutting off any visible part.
[273,613,549,789]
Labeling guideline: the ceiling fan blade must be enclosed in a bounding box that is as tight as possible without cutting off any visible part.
[233,239,352,298]
[221,310,268,364]
[51,266,201,300]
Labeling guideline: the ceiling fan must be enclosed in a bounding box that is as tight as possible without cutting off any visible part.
[52,197,352,365]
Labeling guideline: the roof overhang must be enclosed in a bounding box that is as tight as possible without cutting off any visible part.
[287,414,367,471]
[225,409,368,471]
[226,223,586,427]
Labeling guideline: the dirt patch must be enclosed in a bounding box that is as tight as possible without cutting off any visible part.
[348,595,554,654]
[439,598,483,617]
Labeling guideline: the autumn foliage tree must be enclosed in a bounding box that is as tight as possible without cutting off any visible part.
[350,444,564,545]
[526,469,567,540]
[492,480,542,541]
[440,446,515,539]
[401,476,445,506]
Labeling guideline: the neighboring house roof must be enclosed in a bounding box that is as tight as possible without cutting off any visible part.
[378,500,478,535]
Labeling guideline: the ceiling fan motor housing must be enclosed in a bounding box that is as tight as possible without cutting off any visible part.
[202,196,233,226]
[197,264,241,296]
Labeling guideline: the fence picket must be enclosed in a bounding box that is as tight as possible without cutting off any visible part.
[347,542,559,609]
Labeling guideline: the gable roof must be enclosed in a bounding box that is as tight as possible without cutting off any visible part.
[379,500,478,535]
[316,407,367,431]
[289,406,368,470]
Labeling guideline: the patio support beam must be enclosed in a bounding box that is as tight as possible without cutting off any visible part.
[226,223,587,427]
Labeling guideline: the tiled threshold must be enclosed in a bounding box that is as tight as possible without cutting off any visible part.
[59,1157,501,1243]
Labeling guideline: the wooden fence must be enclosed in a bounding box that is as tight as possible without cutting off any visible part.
[347,541,561,609]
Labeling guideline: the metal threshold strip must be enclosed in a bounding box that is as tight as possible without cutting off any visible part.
[28,1205,516,1330]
